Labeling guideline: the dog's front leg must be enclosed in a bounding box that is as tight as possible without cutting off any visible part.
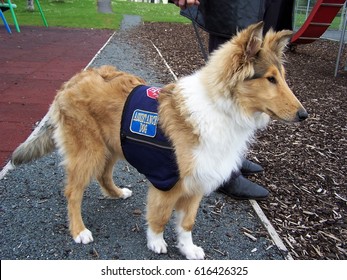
[146,185,176,254]
[175,194,205,260]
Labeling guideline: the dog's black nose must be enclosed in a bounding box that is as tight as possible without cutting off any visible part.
[297,108,308,122]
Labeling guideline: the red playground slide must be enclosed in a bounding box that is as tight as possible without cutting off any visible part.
[291,0,346,44]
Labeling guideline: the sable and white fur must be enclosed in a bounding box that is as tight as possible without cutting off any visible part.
[11,22,307,260]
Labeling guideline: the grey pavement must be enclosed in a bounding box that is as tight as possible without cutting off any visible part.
[97,0,113,14]
[0,17,287,260]
[322,29,347,42]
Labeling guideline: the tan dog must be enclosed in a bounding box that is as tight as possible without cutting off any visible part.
[12,22,307,260]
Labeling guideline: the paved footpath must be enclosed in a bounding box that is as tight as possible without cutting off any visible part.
[0,21,289,260]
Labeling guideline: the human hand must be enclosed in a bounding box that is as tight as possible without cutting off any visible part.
[173,0,200,10]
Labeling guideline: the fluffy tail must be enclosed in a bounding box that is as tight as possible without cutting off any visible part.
[11,121,55,166]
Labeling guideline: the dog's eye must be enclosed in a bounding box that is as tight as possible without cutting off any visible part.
[267,76,277,84]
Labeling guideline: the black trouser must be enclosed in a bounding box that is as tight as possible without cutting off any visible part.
[208,35,229,53]
[263,0,294,32]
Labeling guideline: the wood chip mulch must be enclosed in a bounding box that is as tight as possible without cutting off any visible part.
[126,22,347,260]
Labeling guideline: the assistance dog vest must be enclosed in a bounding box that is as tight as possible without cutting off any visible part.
[120,85,179,191]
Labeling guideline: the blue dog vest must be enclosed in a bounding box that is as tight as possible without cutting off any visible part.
[120,85,179,191]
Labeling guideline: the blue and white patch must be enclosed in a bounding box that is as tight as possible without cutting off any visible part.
[130,109,159,138]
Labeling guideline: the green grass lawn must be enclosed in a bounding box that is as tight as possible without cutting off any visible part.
[3,1,344,30]
[3,0,189,30]
[294,12,343,30]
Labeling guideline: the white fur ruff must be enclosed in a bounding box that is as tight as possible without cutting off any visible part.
[178,72,269,195]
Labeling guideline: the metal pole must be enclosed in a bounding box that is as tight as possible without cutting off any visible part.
[339,2,346,31]
[306,0,311,19]
[334,8,347,77]
[34,0,48,27]
[293,0,299,30]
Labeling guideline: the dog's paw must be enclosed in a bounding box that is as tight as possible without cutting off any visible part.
[176,229,205,259]
[147,229,167,254]
[178,243,205,260]
[121,188,132,199]
[147,239,168,254]
[74,229,94,244]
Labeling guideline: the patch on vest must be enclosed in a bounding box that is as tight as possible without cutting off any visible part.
[130,109,159,138]
[146,87,161,99]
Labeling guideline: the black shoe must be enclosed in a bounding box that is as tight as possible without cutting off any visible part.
[218,175,269,200]
[241,159,263,175]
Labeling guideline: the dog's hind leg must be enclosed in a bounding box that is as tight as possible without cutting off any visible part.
[146,184,180,254]
[65,163,95,244]
[174,193,205,260]
[97,153,132,199]
[63,141,106,244]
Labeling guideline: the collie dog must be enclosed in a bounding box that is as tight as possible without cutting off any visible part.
[11,22,307,260]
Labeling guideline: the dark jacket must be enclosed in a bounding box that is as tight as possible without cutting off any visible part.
[181,0,265,38]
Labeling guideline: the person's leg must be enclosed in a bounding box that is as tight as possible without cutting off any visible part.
[276,0,294,31]
[208,33,229,53]
[263,0,294,33]
[218,170,269,200]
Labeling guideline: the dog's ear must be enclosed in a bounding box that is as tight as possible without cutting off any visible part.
[245,21,264,60]
[264,29,293,58]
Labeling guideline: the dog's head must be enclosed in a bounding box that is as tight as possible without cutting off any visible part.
[205,22,308,123]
